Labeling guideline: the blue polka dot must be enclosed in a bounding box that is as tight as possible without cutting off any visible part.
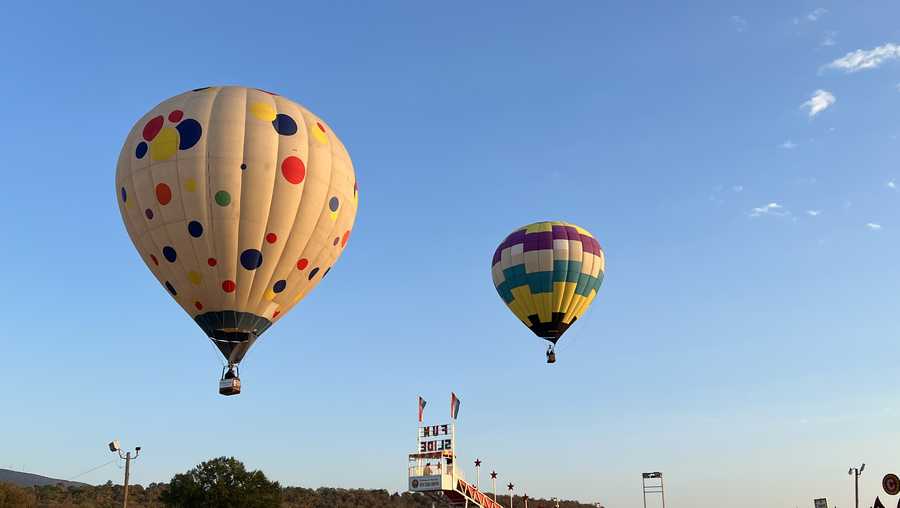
[323,267,331,278]
[240,249,263,270]
[272,114,297,135]
[176,119,202,150]
[240,163,247,170]
[120,187,127,202]
[135,141,148,159]
[273,280,286,293]
[192,87,210,92]
[308,267,319,280]
[329,197,340,212]
[188,221,203,238]
[162,246,177,263]
[165,281,177,295]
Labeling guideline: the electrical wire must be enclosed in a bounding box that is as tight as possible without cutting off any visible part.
[68,459,118,481]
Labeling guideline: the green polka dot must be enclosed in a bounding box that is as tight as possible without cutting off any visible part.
[215,190,231,206]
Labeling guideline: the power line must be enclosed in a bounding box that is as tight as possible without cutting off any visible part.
[68,459,118,481]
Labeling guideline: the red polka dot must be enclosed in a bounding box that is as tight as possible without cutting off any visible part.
[296,258,309,270]
[281,156,306,185]
[266,233,277,244]
[155,183,172,205]
[143,116,164,141]
[222,280,236,293]
[317,122,326,133]
[273,310,281,318]
[207,257,218,267]
[168,110,184,122]
[341,230,350,248]
[150,254,159,266]
[194,301,203,311]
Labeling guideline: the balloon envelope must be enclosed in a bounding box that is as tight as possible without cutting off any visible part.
[116,86,358,364]
[491,221,604,343]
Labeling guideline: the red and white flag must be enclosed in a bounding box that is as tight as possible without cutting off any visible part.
[450,392,461,420]
[418,396,427,422]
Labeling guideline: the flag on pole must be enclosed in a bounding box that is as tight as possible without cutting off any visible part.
[418,396,427,422]
[450,392,461,420]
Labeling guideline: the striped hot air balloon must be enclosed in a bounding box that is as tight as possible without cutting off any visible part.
[491,221,604,363]
[115,86,358,394]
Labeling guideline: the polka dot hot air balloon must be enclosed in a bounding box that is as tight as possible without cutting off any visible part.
[115,86,358,395]
[491,221,604,363]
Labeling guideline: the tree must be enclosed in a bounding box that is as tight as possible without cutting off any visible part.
[0,482,36,508]
[159,457,281,508]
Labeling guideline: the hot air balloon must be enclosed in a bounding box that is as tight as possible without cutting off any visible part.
[115,86,358,395]
[491,221,604,363]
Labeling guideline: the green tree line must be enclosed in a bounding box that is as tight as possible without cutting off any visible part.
[0,457,601,508]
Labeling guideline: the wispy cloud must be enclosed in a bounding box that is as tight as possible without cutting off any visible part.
[821,31,837,47]
[802,90,835,118]
[749,202,788,218]
[780,140,798,149]
[866,223,883,230]
[825,43,900,73]
[731,15,748,32]
[888,180,896,189]
[732,185,744,192]
[807,8,828,21]
[806,210,822,216]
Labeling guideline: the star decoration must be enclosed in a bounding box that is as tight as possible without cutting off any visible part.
[508,482,514,490]
[491,471,498,479]
[475,459,482,467]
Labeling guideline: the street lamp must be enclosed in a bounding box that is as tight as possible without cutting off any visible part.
[849,463,865,508]
[109,440,141,508]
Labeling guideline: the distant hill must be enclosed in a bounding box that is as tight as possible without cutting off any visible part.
[0,468,88,488]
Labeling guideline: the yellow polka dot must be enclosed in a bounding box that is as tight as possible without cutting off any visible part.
[184,178,196,192]
[250,102,276,122]
[150,127,178,161]
[312,123,328,144]
[187,271,202,285]
[264,288,276,301]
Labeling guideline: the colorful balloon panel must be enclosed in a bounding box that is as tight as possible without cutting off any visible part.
[491,221,604,343]
[116,86,357,363]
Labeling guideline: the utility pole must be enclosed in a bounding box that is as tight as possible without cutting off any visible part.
[109,440,141,508]
[848,463,865,508]
[508,482,515,508]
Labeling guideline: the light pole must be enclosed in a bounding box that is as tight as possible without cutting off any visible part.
[508,482,515,508]
[475,459,481,490]
[849,463,865,508]
[523,492,529,508]
[109,440,141,508]
[491,471,498,503]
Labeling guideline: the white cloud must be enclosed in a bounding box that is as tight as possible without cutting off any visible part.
[731,15,748,32]
[749,202,788,218]
[888,180,896,189]
[807,8,828,21]
[780,140,798,149]
[866,223,883,230]
[825,43,900,73]
[802,90,835,118]
[821,31,837,47]
[806,210,822,216]
[732,185,743,192]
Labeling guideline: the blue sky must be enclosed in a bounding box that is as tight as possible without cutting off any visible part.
[2,2,900,507]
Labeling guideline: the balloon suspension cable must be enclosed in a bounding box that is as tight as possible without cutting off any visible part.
[207,337,227,367]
